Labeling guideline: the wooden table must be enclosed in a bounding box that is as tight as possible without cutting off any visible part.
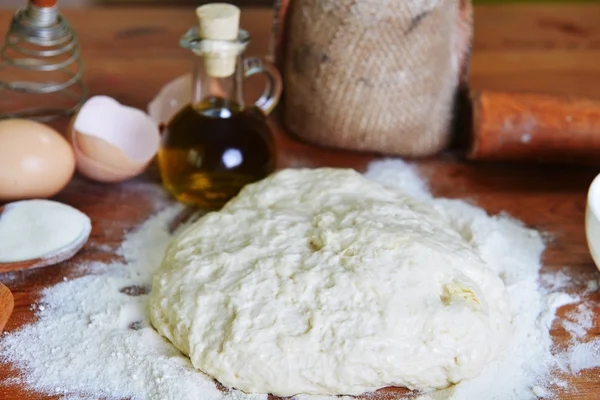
[1,4,600,399]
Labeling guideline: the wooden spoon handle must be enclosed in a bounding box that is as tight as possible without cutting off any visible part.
[0,282,14,332]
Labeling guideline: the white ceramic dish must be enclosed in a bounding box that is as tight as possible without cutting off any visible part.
[585,173,600,270]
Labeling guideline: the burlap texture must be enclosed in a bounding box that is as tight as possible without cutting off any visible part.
[273,0,473,157]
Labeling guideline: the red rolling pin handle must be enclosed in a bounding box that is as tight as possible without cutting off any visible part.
[467,90,600,166]
[31,0,58,7]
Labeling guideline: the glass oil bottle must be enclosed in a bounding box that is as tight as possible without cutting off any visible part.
[158,4,282,210]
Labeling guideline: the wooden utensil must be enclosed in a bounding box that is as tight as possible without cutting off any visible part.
[0,205,90,273]
[0,282,14,332]
[460,89,600,166]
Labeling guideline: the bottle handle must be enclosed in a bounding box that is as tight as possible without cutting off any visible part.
[243,57,282,116]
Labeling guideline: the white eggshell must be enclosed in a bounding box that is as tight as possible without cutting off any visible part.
[75,96,160,163]
[147,74,192,127]
[69,96,160,183]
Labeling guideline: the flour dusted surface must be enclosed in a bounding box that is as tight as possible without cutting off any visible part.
[149,168,512,397]
[1,159,593,400]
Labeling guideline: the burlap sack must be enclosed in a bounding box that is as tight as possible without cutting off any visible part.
[271,0,473,157]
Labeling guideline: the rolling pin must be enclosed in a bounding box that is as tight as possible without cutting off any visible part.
[460,90,600,166]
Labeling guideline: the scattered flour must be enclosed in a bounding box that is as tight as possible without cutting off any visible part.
[553,282,600,376]
[562,303,595,339]
[558,339,600,374]
[541,269,574,292]
[0,158,598,400]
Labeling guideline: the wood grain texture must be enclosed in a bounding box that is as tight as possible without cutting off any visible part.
[0,4,599,400]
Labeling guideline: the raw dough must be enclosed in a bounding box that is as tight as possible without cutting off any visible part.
[149,168,512,397]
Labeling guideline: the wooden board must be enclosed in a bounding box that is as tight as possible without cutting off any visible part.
[0,4,600,399]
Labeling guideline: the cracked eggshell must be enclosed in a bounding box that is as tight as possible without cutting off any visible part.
[68,96,160,183]
[147,74,192,128]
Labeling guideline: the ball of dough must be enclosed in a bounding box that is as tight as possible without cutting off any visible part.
[149,168,511,397]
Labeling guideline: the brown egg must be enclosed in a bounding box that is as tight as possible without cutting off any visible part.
[0,119,76,201]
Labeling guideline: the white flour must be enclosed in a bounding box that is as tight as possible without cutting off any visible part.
[0,158,598,400]
[554,277,600,376]
[562,303,594,339]
[0,199,91,263]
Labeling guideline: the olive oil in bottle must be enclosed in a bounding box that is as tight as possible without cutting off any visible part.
[157,4,281,209]
[158,97,276,209]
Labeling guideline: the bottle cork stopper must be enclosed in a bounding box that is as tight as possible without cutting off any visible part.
[196,3,241,78]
